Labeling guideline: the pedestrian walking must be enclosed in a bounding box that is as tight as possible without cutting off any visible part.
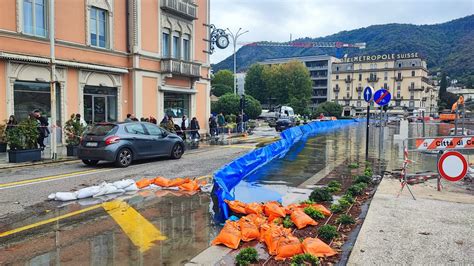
[6,115,17,132]
[209,115,218,136]
[190,117,200,140]
[181,115,188,139]
[33,110,49,150]
[166,115,175,132]
[236,114,243,133]
[217,112,225,134]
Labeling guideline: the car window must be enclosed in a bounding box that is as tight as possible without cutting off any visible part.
[143,123,163,136]
[84,124,116,136]
[125,124,147,135]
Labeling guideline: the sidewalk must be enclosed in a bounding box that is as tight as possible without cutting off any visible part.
[0,145,77,169]
[348,178,474,265]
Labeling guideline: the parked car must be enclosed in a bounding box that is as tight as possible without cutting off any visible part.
[78,122,185,167]
[275,118,294,132]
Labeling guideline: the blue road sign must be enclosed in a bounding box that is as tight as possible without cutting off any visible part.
[363,86,374,102]
[373,89,391,106]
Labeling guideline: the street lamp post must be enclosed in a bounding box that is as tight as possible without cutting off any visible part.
[226,28,248,95]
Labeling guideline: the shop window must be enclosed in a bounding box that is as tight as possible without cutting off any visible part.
[83,86,117,124]
[164,93,190,118]
[172,33,180,59]
[23,0,47,37]
[90,7,108,48]
[183,34,191,61]
[14,81,61,125]
[162,29,170,57]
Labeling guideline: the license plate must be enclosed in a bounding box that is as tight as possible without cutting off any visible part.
[85,142,98,147]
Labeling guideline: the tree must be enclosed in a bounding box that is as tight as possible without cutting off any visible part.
[211,93,262,119]
[211,69,234,89]
[315,102,343,118]
[211,83,233,97]
[244,64,267,103]
[438,73,458,111]
[283,61,312,115]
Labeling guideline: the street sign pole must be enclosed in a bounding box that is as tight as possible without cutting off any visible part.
[373,88,392,171]
[363,86,374,163]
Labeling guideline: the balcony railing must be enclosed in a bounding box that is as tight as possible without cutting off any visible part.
[161,0,197,20]
[408,87,423,91]
[367,77,379,82]
[344,78,352,83]
[161,59,201,78]
[333,87,340,92]
[356,87,363,92]
[395,76,403,81]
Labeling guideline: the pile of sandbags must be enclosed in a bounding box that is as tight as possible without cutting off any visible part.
[48,179,138,201]
[135,176,205,191]
[212,200,336,261]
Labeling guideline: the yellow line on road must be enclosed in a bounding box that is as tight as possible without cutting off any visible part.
[0,169,110,188]
[224,145,256,149]
[0,204,103,237]
[103,200,167,252]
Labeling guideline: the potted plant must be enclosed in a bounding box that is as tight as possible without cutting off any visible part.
[6,118,41,163]
[64,114,86,157]
[0,123,6,152]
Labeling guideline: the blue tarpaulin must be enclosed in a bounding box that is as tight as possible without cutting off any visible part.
[212,119,360,219]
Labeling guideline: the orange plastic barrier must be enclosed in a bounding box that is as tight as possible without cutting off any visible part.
[153,176,171,187]
[264,201,286,219]
[239,216,260,242]
[302,237,337,257]
[136,178,153,189]
[179,180,200,191]
[211,221,241,249]
[224,200,247,214]
[275,235,304,260]
[291,209,318,229]
[245,202,264,215]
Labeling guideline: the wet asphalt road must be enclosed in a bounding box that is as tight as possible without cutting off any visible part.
[0,145,251,219]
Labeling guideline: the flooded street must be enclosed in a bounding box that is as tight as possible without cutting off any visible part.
[1,121,472,264]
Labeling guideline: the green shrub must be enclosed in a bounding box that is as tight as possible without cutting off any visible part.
[318,225,338,242]
[364,167,373,177]
[330,204,343,213]
[283,215,294,228]
[327,180,342,189]
[291,253,320,266]
[337,214,355,225]
[347,183,367,196]
[326,186,341,193]
[354,175,372,184]
[309,188,333,202]
[6,118,39,150]
[304,206,325,220]
[235,247,259,266]
[338,198,351,209]
[300,199,316,205]
[341,194,355,204]
[348,163,359,169]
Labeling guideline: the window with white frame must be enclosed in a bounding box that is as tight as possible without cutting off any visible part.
[162,29,170,57]
[90,7,108,48]
[183,34,191,61]
[23,0,47,37]
[172,32,180,59]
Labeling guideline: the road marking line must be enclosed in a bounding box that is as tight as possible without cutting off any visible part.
[103,200,167,252]
[0,204,103,237]
[0,169,115,190]
[224,145,255,149]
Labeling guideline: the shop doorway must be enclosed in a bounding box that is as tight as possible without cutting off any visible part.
[84,86,117,124]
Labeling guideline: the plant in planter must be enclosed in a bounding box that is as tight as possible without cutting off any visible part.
[63,114,86,156]
[6,118,40,163]
[291,254,320,266]
[235,247,259,266]
[0,123,6,152]
[318,225,338,242]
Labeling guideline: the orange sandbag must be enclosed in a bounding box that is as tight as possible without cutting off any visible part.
[245,213,266,227]
[239,216,260,242]
[275,235,304,260]
[302,238,337,257]
[178,180,200,191]
[291,209,318,229]
[153,176,171,187]
[263,224,292,255]
[224,200,247,215]
[284,203,301,214]
[136,178,153,188]
[212,220,241,249]
[168,177,190,187]
[245,202,264,215]
[264,201,286,219]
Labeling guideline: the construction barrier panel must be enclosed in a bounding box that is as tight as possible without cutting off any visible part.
[213,119,361,220]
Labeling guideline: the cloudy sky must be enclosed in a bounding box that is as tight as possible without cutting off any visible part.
[209,0,474,63]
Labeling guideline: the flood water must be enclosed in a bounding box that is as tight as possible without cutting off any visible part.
[1,121,471,265]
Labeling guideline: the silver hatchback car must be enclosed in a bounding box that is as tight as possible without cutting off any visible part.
[78,122,185,167]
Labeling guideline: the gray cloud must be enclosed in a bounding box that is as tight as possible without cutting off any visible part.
[210,0,474,63]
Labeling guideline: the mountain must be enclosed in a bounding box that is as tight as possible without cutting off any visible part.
[213,15,474,81]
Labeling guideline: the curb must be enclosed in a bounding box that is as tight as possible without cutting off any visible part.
[0,158,79,170]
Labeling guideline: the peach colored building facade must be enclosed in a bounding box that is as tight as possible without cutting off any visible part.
[0,0,211,141]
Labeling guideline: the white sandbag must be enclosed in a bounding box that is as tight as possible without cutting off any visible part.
[200,184,213,193]
[54,192,78,201]
[76,186,101,199]
[123,183,139,191]
[93,183,124,197]
[48,193,56,200]
[112,179,135,189]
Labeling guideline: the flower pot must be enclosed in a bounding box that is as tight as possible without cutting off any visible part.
[0,143,6,153]
[66,145,79,157]
[8,149,42,163]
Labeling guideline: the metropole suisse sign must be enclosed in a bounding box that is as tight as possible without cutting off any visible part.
[363,86,374,103]
[437,151,468,182]
[373,89,391,106]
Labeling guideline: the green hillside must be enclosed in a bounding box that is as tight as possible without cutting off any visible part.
[213,15,474,82]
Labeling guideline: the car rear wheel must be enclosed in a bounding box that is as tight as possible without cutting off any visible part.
[115,148,133,167]
[170,143,184,159]
[82,159,99,166]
